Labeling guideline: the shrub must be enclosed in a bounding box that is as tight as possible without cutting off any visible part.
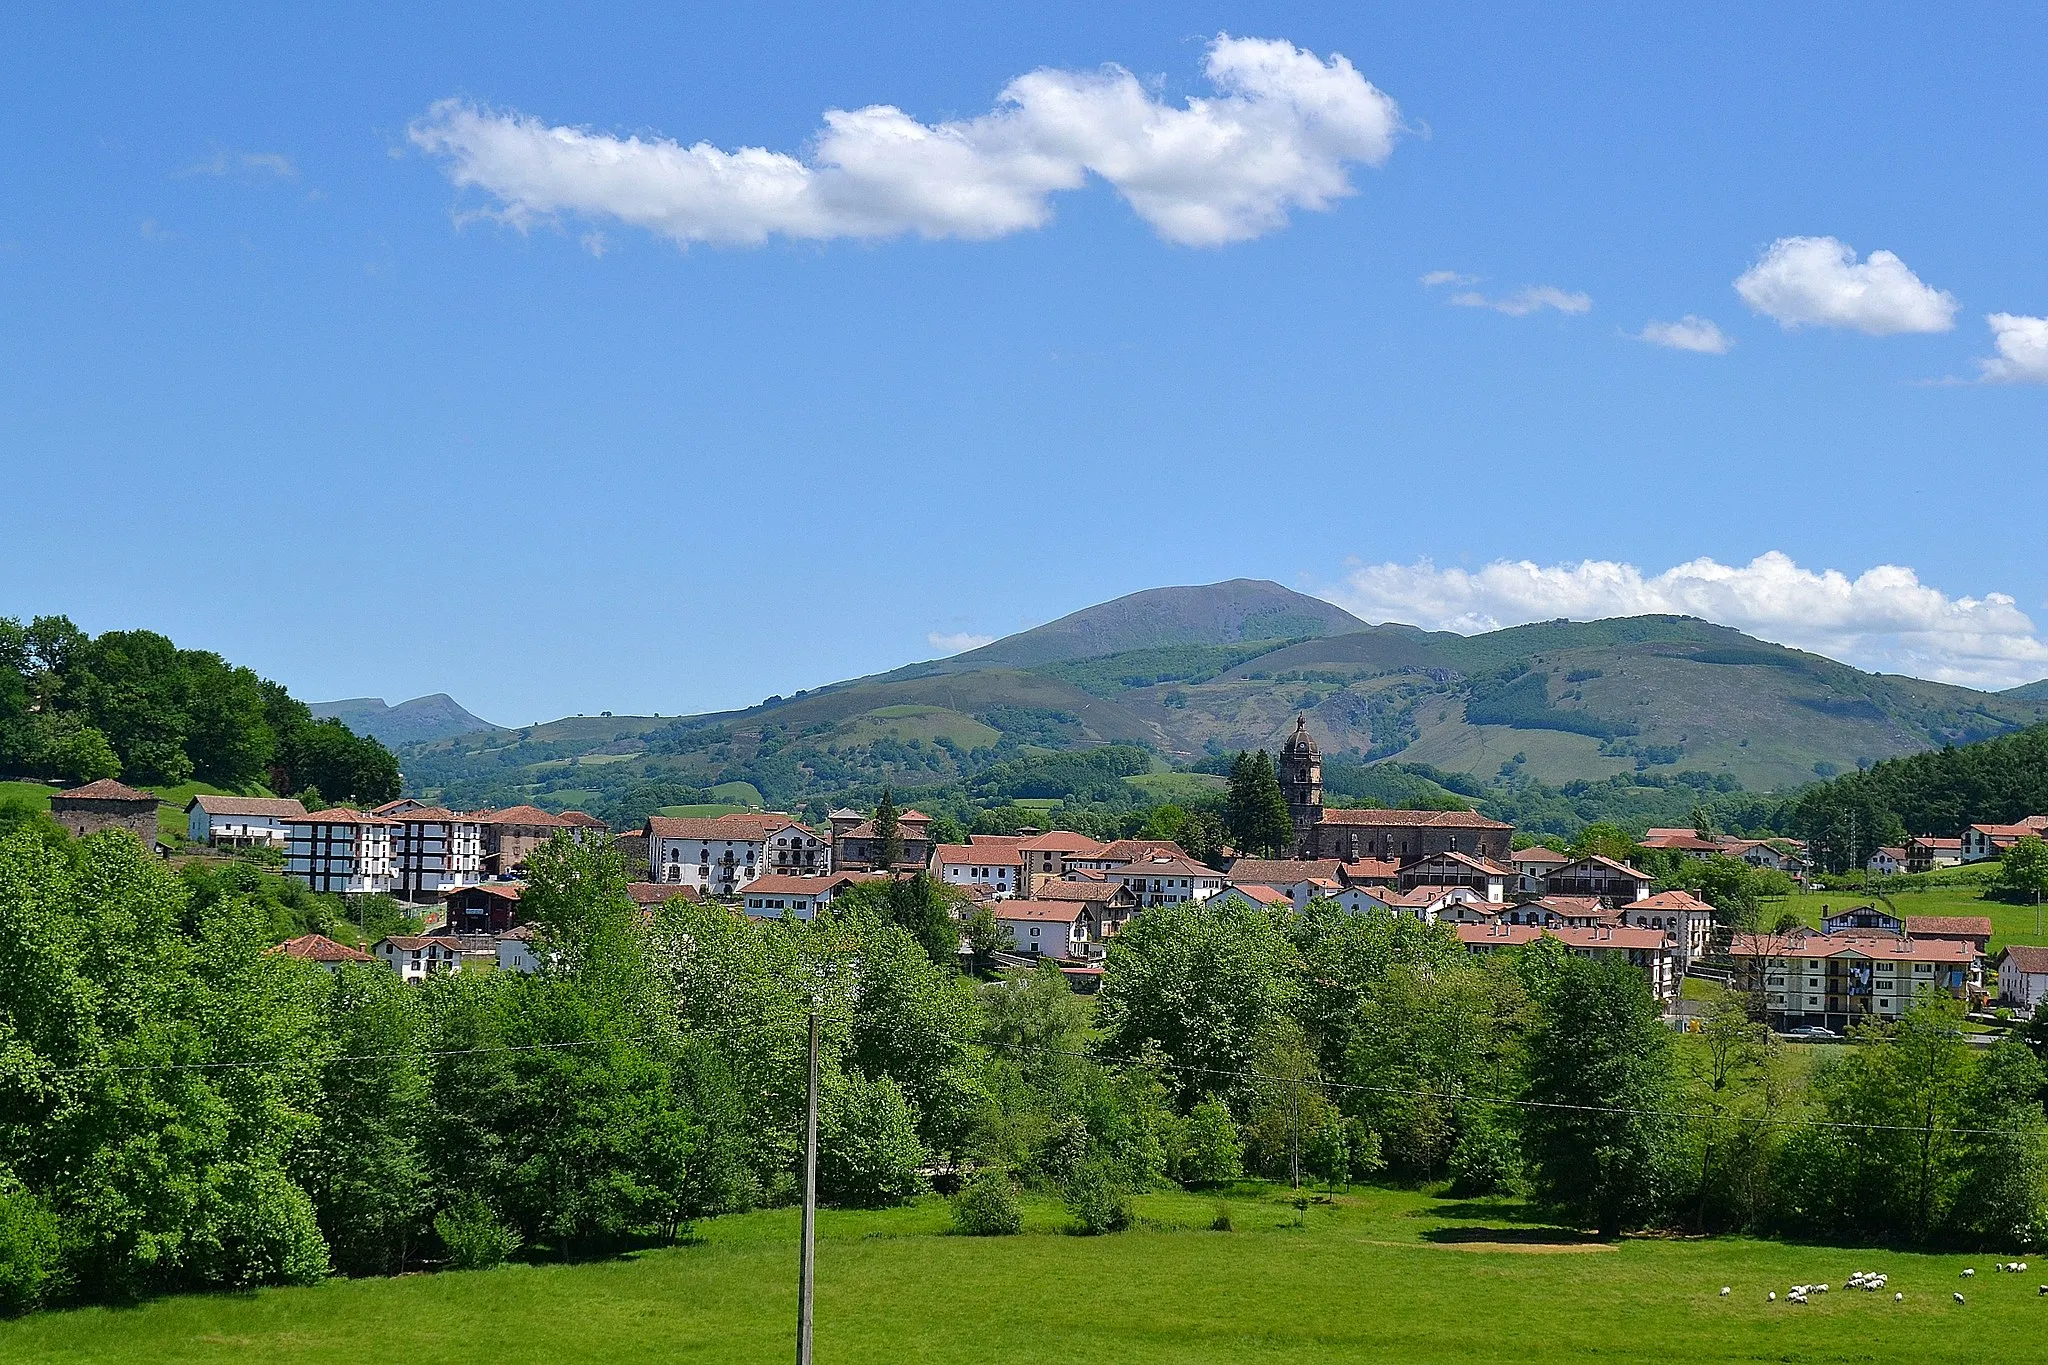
[1064,1158,1134,1235]
[951,1170,1022,1236]
[1209,1205,1233,1232]
[819,1073,930,1209]
[434,1193,521,1270]
[1447,1116,1526,1197]
[0,1185,64,1316]
[1178,1097,1245,1188]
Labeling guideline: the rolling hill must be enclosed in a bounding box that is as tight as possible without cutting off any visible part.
[384,582,2048,815]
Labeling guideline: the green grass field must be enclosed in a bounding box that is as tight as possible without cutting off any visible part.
[6,1184,2042,1363]
[2,778,262,845]
[1779,886,2047,953]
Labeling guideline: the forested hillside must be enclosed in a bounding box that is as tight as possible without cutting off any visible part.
[0,615,398,805]
[1789,722,2048,870]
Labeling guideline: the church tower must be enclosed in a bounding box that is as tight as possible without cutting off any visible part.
[1278,717,1323,856]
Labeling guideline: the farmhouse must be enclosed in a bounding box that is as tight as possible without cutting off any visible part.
[186,794,306,847]
[645,813,829,895]
[1104,854,1222,908]
[270,933,372,972]
[1543,855,1653,903]
[1033,878,1140,939]
[1907,836,1964,873]
[1867,847,1908,877]
[996,900,1093,959]
[1905,916,1994,956]
[375,934,461,983]
[1397,851,1511,903]
[1997,945,2048,1011]
[739,871,886,920]
[1623,889,1717,967]
[442,881,523,935]
[1508,845,1569,894]
[932,842,1022,899]
[1962,816,2048,862]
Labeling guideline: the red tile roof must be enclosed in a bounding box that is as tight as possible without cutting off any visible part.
[448,882,522,901]
[644,813,806,841]
[476,804,570,828]
[1904,916,1994,939]
[189,794,308,818]
[2001,945,2048,975]
[1317,808,1510,830]
[933,843,1022,867]
[995,900,1088,923]
[297,808,399,825]
[1036,880,1135,904]
[1018,830,1106,854]
[1340,858,1401,882]
[1221,884,1292,906]
[1634,890,1712,913]
[1111,856,1218,880]
[54,779,157,804]
[271,933,373,963]
[1228,858,1346,886]
[1728,931,1976,963]
[1510,846,1570,864]
[742,873,879,897]
[1091,839,1191,863]
[557,811,608,830]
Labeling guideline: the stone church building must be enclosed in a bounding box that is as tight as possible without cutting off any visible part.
[1276,718,1513,863]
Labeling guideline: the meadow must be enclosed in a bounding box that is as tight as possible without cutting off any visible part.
[6,1184,2044,1364]
[1780,885,2047,953]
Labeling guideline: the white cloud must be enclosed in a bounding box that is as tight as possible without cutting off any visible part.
[1636,315,1731,354]
[1734,236,1957,334]
[185,150,298,179]
[1420,269,1477,287]
[1441,283,1591,317]
[1319,551,2048,690]
[928,631,996,654]
[1978,312,2048,384]
[409,35,1399,249]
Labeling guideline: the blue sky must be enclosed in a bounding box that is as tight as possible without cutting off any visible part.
[4,3,2046,724]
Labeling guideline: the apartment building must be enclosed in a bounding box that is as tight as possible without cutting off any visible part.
[285,808,398,895]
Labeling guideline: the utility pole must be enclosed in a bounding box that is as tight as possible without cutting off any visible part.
[797,1008,820,1365]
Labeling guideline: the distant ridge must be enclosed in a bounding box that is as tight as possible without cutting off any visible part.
[2005,679,2048,702]
[310,694,501,747]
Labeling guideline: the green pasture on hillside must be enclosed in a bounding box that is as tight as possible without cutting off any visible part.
[1,778,263,845]
[7,1184,2042,1364]
[1779,886,2048,953]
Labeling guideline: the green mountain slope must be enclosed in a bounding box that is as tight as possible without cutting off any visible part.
[386,585,2048,814]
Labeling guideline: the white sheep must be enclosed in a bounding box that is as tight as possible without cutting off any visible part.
[1768,1291,1777,1302]
[1719,1287,1731,1297]
[1962,1268,1975,1278]
[1895,1292,1904,1301]
[1955,1292,1966,1304]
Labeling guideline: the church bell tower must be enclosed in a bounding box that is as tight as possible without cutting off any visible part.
[1278,717,1322,856]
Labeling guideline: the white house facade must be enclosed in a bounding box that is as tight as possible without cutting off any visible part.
[391,807,485,901]
[645,814,829,896]
[187,794,307,847]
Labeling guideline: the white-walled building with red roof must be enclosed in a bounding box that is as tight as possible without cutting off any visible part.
[644,812,828,896]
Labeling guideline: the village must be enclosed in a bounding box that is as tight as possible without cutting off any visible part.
[37,720,2048,1036]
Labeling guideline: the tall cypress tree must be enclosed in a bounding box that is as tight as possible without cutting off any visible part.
[1224,751,1258,854]
[873,787,903,871]
[1249,751,1295,857]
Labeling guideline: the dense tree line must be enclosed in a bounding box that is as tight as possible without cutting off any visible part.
[0,615,397,804]
[1095,896,2048,1245]
[1790,723,2048,871]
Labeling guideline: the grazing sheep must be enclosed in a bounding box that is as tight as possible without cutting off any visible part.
[1955,1292,1966,1304]
[1768,1292,1777,1302]
[1962,1268,1975,1278]
[1720,1287,1731,1297]
[1895,1292,1904,1302]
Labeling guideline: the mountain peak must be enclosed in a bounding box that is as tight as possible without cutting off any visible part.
[947,579,1366,669]
[309,693,502,746]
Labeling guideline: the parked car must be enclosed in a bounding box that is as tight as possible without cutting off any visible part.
[1782,1025,1840,1041]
